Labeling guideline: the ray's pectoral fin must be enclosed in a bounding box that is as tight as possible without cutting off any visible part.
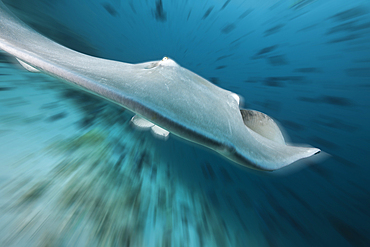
[16,58,40,72]
[239,109,320,171]
[131,115,169,140]
[240,109,285,144]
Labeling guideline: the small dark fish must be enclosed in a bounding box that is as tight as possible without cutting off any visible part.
[202,7,214,20]
[154,0,167,22]
[102,3,118,17]
[331,6,368,22]
[221,23,236,34]
[264,77,285,87]
[216,65,227,70]
[264,24,285,36]
[220,0,231,10]
[254,45,278,57]
[216,54,232,61]
[238,10,252,20]
[328,34,360,43]
[321,96,352,106]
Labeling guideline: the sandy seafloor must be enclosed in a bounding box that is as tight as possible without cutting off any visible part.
[0,0,370,246]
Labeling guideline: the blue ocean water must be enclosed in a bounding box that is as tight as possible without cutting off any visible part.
[0,0,369,246]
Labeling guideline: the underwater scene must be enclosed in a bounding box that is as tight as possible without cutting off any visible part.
[0,0,369,246]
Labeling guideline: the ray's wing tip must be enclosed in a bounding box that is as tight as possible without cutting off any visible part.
[257,146,322,172]
[304,146,321,157]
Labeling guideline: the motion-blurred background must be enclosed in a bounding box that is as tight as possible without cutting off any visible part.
[0,0,369,246]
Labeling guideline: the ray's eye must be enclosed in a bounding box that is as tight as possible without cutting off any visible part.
[162,56,168,61]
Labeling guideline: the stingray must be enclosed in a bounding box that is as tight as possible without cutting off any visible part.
[0,1,319,171]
